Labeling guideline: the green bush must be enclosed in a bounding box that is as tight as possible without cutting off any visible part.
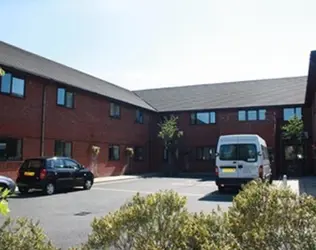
[81,180,316,250]
[0,217,58,250]
[228,179,316,250]
[81,190,237,250]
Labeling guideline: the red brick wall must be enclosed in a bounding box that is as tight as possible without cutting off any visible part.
[0,75,44,179]
[153,108,280,174]
[0,73,155,179]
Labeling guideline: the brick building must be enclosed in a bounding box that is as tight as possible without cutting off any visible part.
[0,41,313,179]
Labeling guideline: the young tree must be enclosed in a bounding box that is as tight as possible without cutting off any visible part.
[158,115,183,176]
[281,116,304,175]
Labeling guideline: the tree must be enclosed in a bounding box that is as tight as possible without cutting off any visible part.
[158,115,183,176]
[281,116,304,175]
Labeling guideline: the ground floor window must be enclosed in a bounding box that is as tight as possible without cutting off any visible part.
[196,146,215,161]
[109,145,120,161]
[0,137,22,161]
[54,140,72,157]
[134,146,144,161]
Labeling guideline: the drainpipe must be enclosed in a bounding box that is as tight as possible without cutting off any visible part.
[40,83,47,157]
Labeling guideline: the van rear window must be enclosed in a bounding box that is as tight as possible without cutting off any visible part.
[21,159,44,169]
[219,144,257,162]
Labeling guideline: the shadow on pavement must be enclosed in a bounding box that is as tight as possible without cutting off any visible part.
[9,187,84,199]
[199,189,238,202]
[298,177,316,196]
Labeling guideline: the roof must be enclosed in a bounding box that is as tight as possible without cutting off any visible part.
[0,41,156,111]
[134,76,307,112]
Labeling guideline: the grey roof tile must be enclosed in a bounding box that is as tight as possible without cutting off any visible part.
[0,41,156,111]
[134,76,307,112]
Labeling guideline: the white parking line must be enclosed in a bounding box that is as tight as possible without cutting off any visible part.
[93,187,203,197]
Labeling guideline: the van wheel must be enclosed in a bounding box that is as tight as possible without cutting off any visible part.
[18,187,29,195]
[218,186,225,193]
[44,183,55,195]
[269,175,273,184]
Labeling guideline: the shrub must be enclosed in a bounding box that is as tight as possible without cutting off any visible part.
[0,217,58,250]
[82,190,238,250]
[228,179,316,250]
[0,187,10,216]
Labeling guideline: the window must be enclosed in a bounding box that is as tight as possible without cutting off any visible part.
[163,147,168,161]
[0,72,25,97]
[219,144,257,162]
[109,145,120,160]
[136,109,144,124]
[238,109,266,121]
[261,145,269,160]
[190,111,216,124]
[57,88,74,108]
[110,103,120,118]
[196,146,215,161]
[0,138,22,161]
[284,145,304,160]
[134,147,144,161]
[238,111,246,121]
[283,107,302,121]
[54,141,72,157]
[64,159,80,169]
[52,159,65,169]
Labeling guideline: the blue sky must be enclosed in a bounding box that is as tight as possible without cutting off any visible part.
[1,0,315,90]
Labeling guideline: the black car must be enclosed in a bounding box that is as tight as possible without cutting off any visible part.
[16,157,94,195]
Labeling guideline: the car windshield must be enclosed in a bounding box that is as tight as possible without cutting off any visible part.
[219,144,257,162]
[20,159,44,169]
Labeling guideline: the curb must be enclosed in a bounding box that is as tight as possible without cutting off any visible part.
[94,173,160,184]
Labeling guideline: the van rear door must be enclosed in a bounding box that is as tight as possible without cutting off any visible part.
[237,143,260,179]
[217,144,239,178]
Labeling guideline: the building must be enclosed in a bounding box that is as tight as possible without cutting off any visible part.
[0,41,313,180]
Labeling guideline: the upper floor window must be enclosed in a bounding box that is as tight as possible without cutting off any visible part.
[0,137,22,161]
[110,102,120,118]
[136,109,144,124]
[109,145,120,160]
[57,87,74,108]
[283,107,302,121]
[238,109,266,121]
[190,111,216,124]
[0,72,25,98]
[54,140,72,157]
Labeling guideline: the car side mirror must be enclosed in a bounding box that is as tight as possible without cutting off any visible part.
[257,151,262,156]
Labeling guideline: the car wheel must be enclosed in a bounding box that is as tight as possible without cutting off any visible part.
[83,179,93,190]
[18,187,29,195]
[45,183,55,195]
[0,183,8,193]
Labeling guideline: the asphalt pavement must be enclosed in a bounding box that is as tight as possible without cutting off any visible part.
[2,177,237,250]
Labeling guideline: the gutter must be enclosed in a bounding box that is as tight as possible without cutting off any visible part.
[40,83,48,156]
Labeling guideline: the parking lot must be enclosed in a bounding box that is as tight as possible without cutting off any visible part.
[3,176,237,249]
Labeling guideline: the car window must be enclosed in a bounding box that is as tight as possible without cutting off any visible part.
[21,159,44,169]
[238,144,257,162]
[64,159,80,169]
[53,159,65,169]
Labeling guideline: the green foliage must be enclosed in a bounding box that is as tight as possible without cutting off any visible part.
[228,179,316,250]
[0,217,59,250]
[81,180,316,250]
[282,116,304,141]
[0,67,5,76]
[82,190,191,250]
[158,115,183,149]
[0,188,10,216]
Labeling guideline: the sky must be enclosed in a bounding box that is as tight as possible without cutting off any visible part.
[0,0,316,90]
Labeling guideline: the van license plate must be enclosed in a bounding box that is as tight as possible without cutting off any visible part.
[222,168,236,173]
[24,172,35,176]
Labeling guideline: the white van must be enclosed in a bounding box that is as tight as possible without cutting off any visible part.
[214,134,272,191]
